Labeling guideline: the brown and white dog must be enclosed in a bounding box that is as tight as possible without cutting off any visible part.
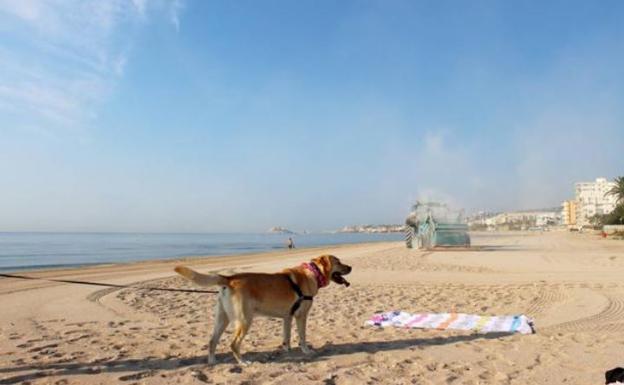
[174,255,351,364]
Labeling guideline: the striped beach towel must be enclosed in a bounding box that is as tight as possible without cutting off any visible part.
[366,311,535,334]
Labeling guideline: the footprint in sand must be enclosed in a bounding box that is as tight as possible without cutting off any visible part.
[64,329,89,335]
[118,370,157,381]
[28,344,58,353]
[9,333,22,340]
[68,334,92,343]
[191,370,210,383]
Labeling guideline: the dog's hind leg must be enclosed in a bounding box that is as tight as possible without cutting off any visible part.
[227,295,253,365]
[230,318,252,365]
[208,298,229,365]
[280,316,292,352]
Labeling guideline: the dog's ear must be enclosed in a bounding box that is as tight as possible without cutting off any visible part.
[314,255,333,276]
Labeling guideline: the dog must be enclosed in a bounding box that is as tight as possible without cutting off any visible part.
[174,254,352,364]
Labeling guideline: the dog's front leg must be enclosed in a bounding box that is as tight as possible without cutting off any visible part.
[280,316,292,352]
[295,314,312,354]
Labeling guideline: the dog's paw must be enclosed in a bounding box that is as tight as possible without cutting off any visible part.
[300,345,314,355]
[207,356,217,365]
[279,343,291,353]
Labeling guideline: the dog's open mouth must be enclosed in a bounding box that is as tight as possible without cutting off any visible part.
[331,272,351,287]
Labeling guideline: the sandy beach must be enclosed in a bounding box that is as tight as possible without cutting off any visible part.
[2,231,624,384]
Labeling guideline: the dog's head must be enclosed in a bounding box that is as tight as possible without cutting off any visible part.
[312,255,352,287]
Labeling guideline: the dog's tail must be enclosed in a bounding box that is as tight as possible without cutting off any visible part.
[174,266,229,287]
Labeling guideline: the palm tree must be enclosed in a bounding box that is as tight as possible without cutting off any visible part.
[605,204,624,225]
[606,176,624,204]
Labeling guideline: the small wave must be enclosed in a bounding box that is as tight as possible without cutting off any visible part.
[0,262,106,273]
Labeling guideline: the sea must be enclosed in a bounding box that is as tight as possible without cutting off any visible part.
[0,232,403,272]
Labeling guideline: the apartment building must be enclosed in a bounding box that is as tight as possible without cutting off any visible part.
[561,200,577,226]
[575,178,617,226]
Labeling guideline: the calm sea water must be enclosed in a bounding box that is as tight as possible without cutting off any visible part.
[0,232,403,272]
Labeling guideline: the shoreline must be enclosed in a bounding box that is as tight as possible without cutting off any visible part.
[0,232,403,274]
[0,240,397,276]
[4,230,595,275]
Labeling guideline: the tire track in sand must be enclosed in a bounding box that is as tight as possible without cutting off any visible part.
[525,284,568,318]
[544,290,624,333]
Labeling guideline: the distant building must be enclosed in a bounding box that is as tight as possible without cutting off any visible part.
[561,200,577,226]
[338,224,405,233]
[484,210,560,229]
[535,212,561,227]
[575,178,617,226]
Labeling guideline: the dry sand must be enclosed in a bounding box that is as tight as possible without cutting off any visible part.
[2,232,624,384]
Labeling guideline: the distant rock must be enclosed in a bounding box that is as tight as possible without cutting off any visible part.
[337,224,406,233]
[268,226,295,234]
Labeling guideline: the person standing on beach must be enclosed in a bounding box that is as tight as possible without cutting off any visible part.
[287,237,295,249]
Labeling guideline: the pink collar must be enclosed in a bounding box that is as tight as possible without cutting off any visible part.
[302,262,328,288]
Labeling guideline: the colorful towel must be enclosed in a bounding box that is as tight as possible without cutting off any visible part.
[366,311,535,334]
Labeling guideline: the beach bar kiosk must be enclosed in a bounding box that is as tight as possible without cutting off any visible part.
[405,201,470,249]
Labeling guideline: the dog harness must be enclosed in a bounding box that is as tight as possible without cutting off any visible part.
[286,275,314,315]
[286,262,327,315]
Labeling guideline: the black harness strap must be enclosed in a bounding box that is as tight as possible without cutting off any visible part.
[0,273,218,294]
[286,275,313,315]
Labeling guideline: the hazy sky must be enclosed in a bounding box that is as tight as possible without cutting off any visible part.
[1,0,623,232]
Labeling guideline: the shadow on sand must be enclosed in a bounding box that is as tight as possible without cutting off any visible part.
[0,332,514,384]
[475,245,532,252]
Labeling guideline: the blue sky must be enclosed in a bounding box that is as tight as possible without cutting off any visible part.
[1,0,623,232]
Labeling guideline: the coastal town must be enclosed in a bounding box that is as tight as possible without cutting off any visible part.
[468,176,622,232]
[294,176,624,235]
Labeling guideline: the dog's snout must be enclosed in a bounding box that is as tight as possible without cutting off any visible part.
[344,265,352,274]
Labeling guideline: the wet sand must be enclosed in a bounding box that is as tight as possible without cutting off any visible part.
[1,232,624,384]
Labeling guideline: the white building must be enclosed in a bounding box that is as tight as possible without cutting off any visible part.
[484,211,560,228]
[536,212,561,227]
[575,177,617,226]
